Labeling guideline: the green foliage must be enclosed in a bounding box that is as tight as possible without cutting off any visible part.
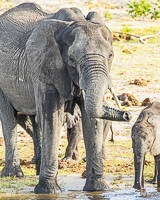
[89,6,92,10]
[121,24,133,34]
[104,11,114,20]
[127,0,160,19]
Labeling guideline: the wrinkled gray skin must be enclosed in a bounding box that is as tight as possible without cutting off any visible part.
[132,102,160,189]
[17,114,41,175]
[63,105,114,161]
[0,3,132,194]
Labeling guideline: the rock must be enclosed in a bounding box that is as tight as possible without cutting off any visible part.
[121,99,132,106]
[82,170,86,178]
[117,93,139,106]
[117,93,128,101]
[133,78,148,87]
[141,98,152,106]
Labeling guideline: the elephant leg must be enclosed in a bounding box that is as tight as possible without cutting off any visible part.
[34,85,64,194]
[142,158,145,188]
[63,119,83,161]
[0,89,23,177]
[133,153,138,188]
[79,100,109,191]
[102,120,110,160]
[29,115,41,175]
[155,154,160,188]
[17,114,41,175]
[17,114,33,138]
[110,122,114,142]
[152,156,158,184]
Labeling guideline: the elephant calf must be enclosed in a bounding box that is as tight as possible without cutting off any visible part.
[63,105,114,161]
[132,102,160,189]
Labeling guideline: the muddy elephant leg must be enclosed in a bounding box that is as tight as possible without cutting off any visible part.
[152,156,158,184]
[17,114,41,175]
[0,89,23,177]
[78,100,109,191]
[17,114,34,138]
[133,153,138,188]
[110,122,114,142]
[29,115,41,175]
[63,119,83,161]
[155,154,160,188]
[34,84,64,194]
[102,120,111,160]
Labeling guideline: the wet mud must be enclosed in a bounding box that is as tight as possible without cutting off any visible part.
[1,187,160,200]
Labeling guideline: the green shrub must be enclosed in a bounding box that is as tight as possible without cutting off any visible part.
[127,0,160,19]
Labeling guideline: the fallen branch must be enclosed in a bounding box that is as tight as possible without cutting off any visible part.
[112,31,160,44]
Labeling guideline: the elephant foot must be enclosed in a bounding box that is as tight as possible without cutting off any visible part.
[61,156,72,162]
[72,151,78,161]
[83,177,109,191]
[133,183,143,190]
[34,177,61,194]
[1,164,24,177]
[157,175,160,188]
[151,178,157,184]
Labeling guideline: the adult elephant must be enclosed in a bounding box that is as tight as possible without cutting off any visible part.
[0,3,131,194]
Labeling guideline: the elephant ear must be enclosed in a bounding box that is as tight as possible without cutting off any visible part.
[148,115,160,156]
[86,11,106,26]
[26,19,73,100]
[86,12,112,45]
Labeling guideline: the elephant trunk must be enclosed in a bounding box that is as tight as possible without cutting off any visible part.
[134,153,144,189]
[80,63,131,121]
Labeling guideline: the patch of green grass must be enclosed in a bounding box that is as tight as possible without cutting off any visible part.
[121,24,133,34]
[104,11,114,20]
[0,176,38,193]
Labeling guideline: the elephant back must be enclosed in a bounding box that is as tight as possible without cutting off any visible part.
[0,3,52,51]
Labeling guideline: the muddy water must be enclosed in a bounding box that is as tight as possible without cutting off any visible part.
[1,175,160,199]
[1,187,160,200]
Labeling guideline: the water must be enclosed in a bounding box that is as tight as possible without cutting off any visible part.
[1,187,160,200]
[1,175,160,200]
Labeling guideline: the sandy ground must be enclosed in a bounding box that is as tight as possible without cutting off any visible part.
[0,1,160,199]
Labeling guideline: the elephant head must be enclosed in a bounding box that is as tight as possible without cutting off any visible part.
[26,13,132,122]
[132,102,160,189]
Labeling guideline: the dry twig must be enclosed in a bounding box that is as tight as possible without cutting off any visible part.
[112,31,160,44]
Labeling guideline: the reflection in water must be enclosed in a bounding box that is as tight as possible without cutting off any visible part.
[1,187,160,200]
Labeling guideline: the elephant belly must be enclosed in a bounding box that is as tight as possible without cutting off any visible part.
[0,81,36,115]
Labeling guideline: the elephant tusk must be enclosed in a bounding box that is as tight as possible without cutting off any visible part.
[82,90,86,100]
[109,87,122,109]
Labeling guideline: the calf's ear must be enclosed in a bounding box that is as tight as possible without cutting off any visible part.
[148,115,160,156]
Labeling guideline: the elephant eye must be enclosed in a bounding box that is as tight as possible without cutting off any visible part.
[109,53,113,58]
[108,53,113,62]
[69,57,75,63]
